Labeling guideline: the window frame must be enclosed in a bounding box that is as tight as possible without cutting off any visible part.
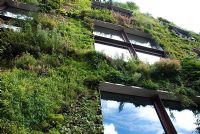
[0,0,37,31]
[94,20,166,62]
[100,82,200,134]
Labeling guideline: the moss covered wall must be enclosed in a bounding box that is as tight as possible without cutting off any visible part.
[0,0,200,133]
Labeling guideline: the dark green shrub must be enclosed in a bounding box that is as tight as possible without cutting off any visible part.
[140,80,159,90]
[181,58,200,81]
[84,75,102,90]
[123,72,142,86]
[85,51,107,69]
[104,70,125,84]
[181,58,200,94]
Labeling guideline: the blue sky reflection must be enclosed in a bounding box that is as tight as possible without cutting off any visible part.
[101,99,165,134]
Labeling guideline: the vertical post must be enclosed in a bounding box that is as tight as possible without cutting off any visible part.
[122,30,138,58]
[152,95,177,134]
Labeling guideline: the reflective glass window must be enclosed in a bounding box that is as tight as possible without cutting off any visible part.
[0,7,32,20]
[127,34,153,48]
[101,98,165,134]
[136,51,161,64]
[95,42,131,61]
[164,102,200,134]
[94,26,124,41]
[0,24,21,32]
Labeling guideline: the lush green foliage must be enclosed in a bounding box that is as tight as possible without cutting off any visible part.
[113,1,139,11]
[1,0,200,133]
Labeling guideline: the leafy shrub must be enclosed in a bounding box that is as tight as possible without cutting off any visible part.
[85,51,107,69]
[151,59,181,81]
[111,57,127,71]
[181,58,200,81]
[0,119,28,134]
[140,80,159,90]
[181,58,200,92]
[83,75,102,90]
[15,53,37,70]
[80,9,117,23]
[125,59,139,74]
[39,54,63,68]
[48,114,64,127]
[125,72,142,86]
[48,0,64,9]
[113,2,139,11]
[137,62,151,79]
[104,70,125,84]
[35,14,59,30]
[0,23,64,60]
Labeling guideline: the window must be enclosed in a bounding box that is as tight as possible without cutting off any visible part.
[127,34,152,48]
[94,20,165,63]
[0,23,21,31]
[101,96,165,134]
[94,42,132,61]
[136,51,161,64]
[94,26,124,41]
[0,2,36,31]
[168,25,196,41]
[0,7,32,20]
[163,101,200,134]
[100,82,200,134]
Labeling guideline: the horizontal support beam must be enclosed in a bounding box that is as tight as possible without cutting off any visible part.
[99,82,200,105]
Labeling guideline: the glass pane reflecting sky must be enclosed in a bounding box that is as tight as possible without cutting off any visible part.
[136,51,161,64]
[0,24,21,32]
[0,8,32,20]
[165,108,200,134]
[128,34,152,48]
[95,43,131,61]
[94,27,124,41]
[101,99,165,134]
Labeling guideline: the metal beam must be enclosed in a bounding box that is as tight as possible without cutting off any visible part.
[153,95,177,134]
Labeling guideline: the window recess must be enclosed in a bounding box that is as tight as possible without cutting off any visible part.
[100,82,200,134]
[0,7,33,21]
[0,0,37,31]
[91,0,133,17]
[93,20,165,63]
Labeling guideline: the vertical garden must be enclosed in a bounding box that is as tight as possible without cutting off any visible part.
[0,0,200,133]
